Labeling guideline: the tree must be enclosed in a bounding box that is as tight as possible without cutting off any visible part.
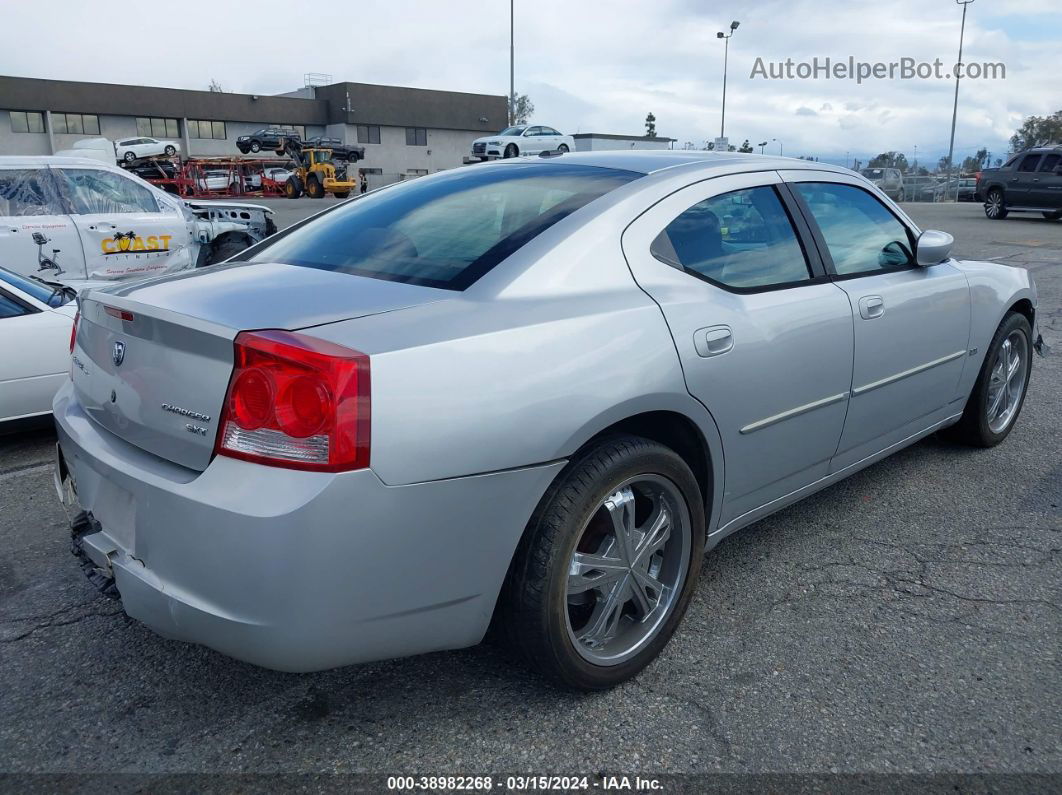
[1010,109,1062,151]
[738,139,754,153]
[645,113,656,137]
[508,93,534,126]
[682,141,695,150]
[208,79,226,93]
[937,155,951,173]
[868,151,910,173]
[702,140,714,150]
[961,147,990,174]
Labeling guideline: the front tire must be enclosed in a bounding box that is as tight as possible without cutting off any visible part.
[250,141,261,153]
[558,144,569,153]
[284,175,303,199]
[944,312,1032,447]
[499,435,705,690]
[306,174,325,198]
[504,144,518,158]
[164,145,176,157]
[984,188,1008,219]
[123,151,136,163]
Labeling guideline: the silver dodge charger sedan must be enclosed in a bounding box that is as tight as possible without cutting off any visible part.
[53,151,1041,689]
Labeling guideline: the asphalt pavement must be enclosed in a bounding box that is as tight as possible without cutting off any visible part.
[1,201,1059,781]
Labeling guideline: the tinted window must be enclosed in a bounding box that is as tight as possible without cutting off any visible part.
[651,186,811,290]
[0,290,30,319]
[1039,154,1060,172]
[794,183,913,276]
[0,267,57,304]
[0,169,64,216]
[1003,154,1021,168]
[244,164,640,290]
[1018,155,1042,172]
[499,127,526,136]
[55,168,160,214]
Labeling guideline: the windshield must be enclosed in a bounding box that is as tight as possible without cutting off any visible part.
[0,266,74,306]
[861,169,885,179]
[498,127,527,137]
[243,163,640,290]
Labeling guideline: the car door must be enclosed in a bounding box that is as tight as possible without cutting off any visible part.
[1030,153,1062,208]
[784,172,971,471]
[522,126,544,154]
[0,165,88,281]
[622,171,854,525]
[0,281,75,421]
[1007,153,1043,204]
[52,166,194,280]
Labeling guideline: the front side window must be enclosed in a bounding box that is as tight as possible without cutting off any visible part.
[794,182,914,276]
[651,185,811,290]
[244,163,640,290]
[0,169,64,217]
[54,168,160,215]
[405,128,427,146]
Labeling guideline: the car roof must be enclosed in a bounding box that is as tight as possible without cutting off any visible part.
[0,155,117,168]
[492,149,856,178]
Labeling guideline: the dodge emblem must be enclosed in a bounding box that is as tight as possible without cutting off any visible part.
[112,340,126,367]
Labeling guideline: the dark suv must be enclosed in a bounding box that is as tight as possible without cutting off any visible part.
[978,145,1062,220]
[236,128,301,154]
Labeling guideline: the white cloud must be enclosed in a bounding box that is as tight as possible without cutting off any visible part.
[0,0,1057,165]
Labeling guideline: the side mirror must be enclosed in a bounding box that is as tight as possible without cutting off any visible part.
[915,229,954,267]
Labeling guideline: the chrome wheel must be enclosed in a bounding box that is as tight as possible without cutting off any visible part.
[565,475,691,666]
[986,330,1028,434]
[985,190,1004,218]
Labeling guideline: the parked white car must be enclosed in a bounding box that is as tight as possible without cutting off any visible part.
[0,266,78,424]
[471,125,575,160]
[0,156,275,284]
[115,137,180,164]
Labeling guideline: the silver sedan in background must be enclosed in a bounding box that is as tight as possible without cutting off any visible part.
[54,151,1040,689]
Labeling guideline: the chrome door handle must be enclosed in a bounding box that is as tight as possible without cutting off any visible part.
[694,325,733,357]
[858,295,885,320]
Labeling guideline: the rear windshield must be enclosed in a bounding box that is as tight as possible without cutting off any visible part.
[244,163,640,290]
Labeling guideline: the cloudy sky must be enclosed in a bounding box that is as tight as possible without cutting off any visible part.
[2,0,1059,167]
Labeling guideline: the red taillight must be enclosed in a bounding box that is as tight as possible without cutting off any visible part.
[215,330,370,472]
[103,305,135,322]
[69,310,80,354]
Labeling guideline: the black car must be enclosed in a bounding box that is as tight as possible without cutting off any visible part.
[978,145,1062,220]
[236,128,301,154]
[303,136,365,162]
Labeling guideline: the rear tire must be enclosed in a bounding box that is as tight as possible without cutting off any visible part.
[943,312,1032,447]
[558,144,569,153]
[123,151,136,163]
[499,435,705,690]
[1042,210,1062,220]
[984,188,1008,219]
[164,145,176,157]
[250,141,261,153]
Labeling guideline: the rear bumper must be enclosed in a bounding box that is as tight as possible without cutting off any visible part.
[53,382,564,671]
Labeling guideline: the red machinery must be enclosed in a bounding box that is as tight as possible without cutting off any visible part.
[134,157,294,198]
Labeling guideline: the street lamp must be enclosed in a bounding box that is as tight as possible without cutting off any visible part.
[717,20,740,139]
[758,140,768,154]
[509,0,515,126]
[772,138,783,156]
[945,0,975,202]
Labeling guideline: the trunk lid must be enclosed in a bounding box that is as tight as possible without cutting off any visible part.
[73,262,446,470]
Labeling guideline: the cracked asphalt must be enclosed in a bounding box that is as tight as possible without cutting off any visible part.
[1,202,1059,778]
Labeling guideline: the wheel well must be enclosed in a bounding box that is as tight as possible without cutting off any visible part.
[1008,298,1035,328]
[582,411,712,510]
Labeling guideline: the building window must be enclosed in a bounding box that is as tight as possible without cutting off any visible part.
[274,124,306,139]
[10,111,45,134]
[406,169,428,176]
[188,120,227,140]
[50,113,100,136]
[357,125,381,144]
[137,117,179,138]
[405,128,427,146]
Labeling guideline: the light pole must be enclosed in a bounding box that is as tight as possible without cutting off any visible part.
[717,20,740,139]
[758,140,768,154]
[509,0,515,126]
[945,0,975,202]
[772,138,783,156]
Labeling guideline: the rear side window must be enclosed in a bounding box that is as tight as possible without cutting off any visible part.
[54,168,160,214]
[1039,154,1060,172]
[651,186,811,290]
[794,182,913,276]
[245,163,640,290]
[0,169,64,217]
[1018,155,1042,172]
[0,290,31,319]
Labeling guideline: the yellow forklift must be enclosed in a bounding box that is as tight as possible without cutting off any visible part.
[280,139,359,199]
